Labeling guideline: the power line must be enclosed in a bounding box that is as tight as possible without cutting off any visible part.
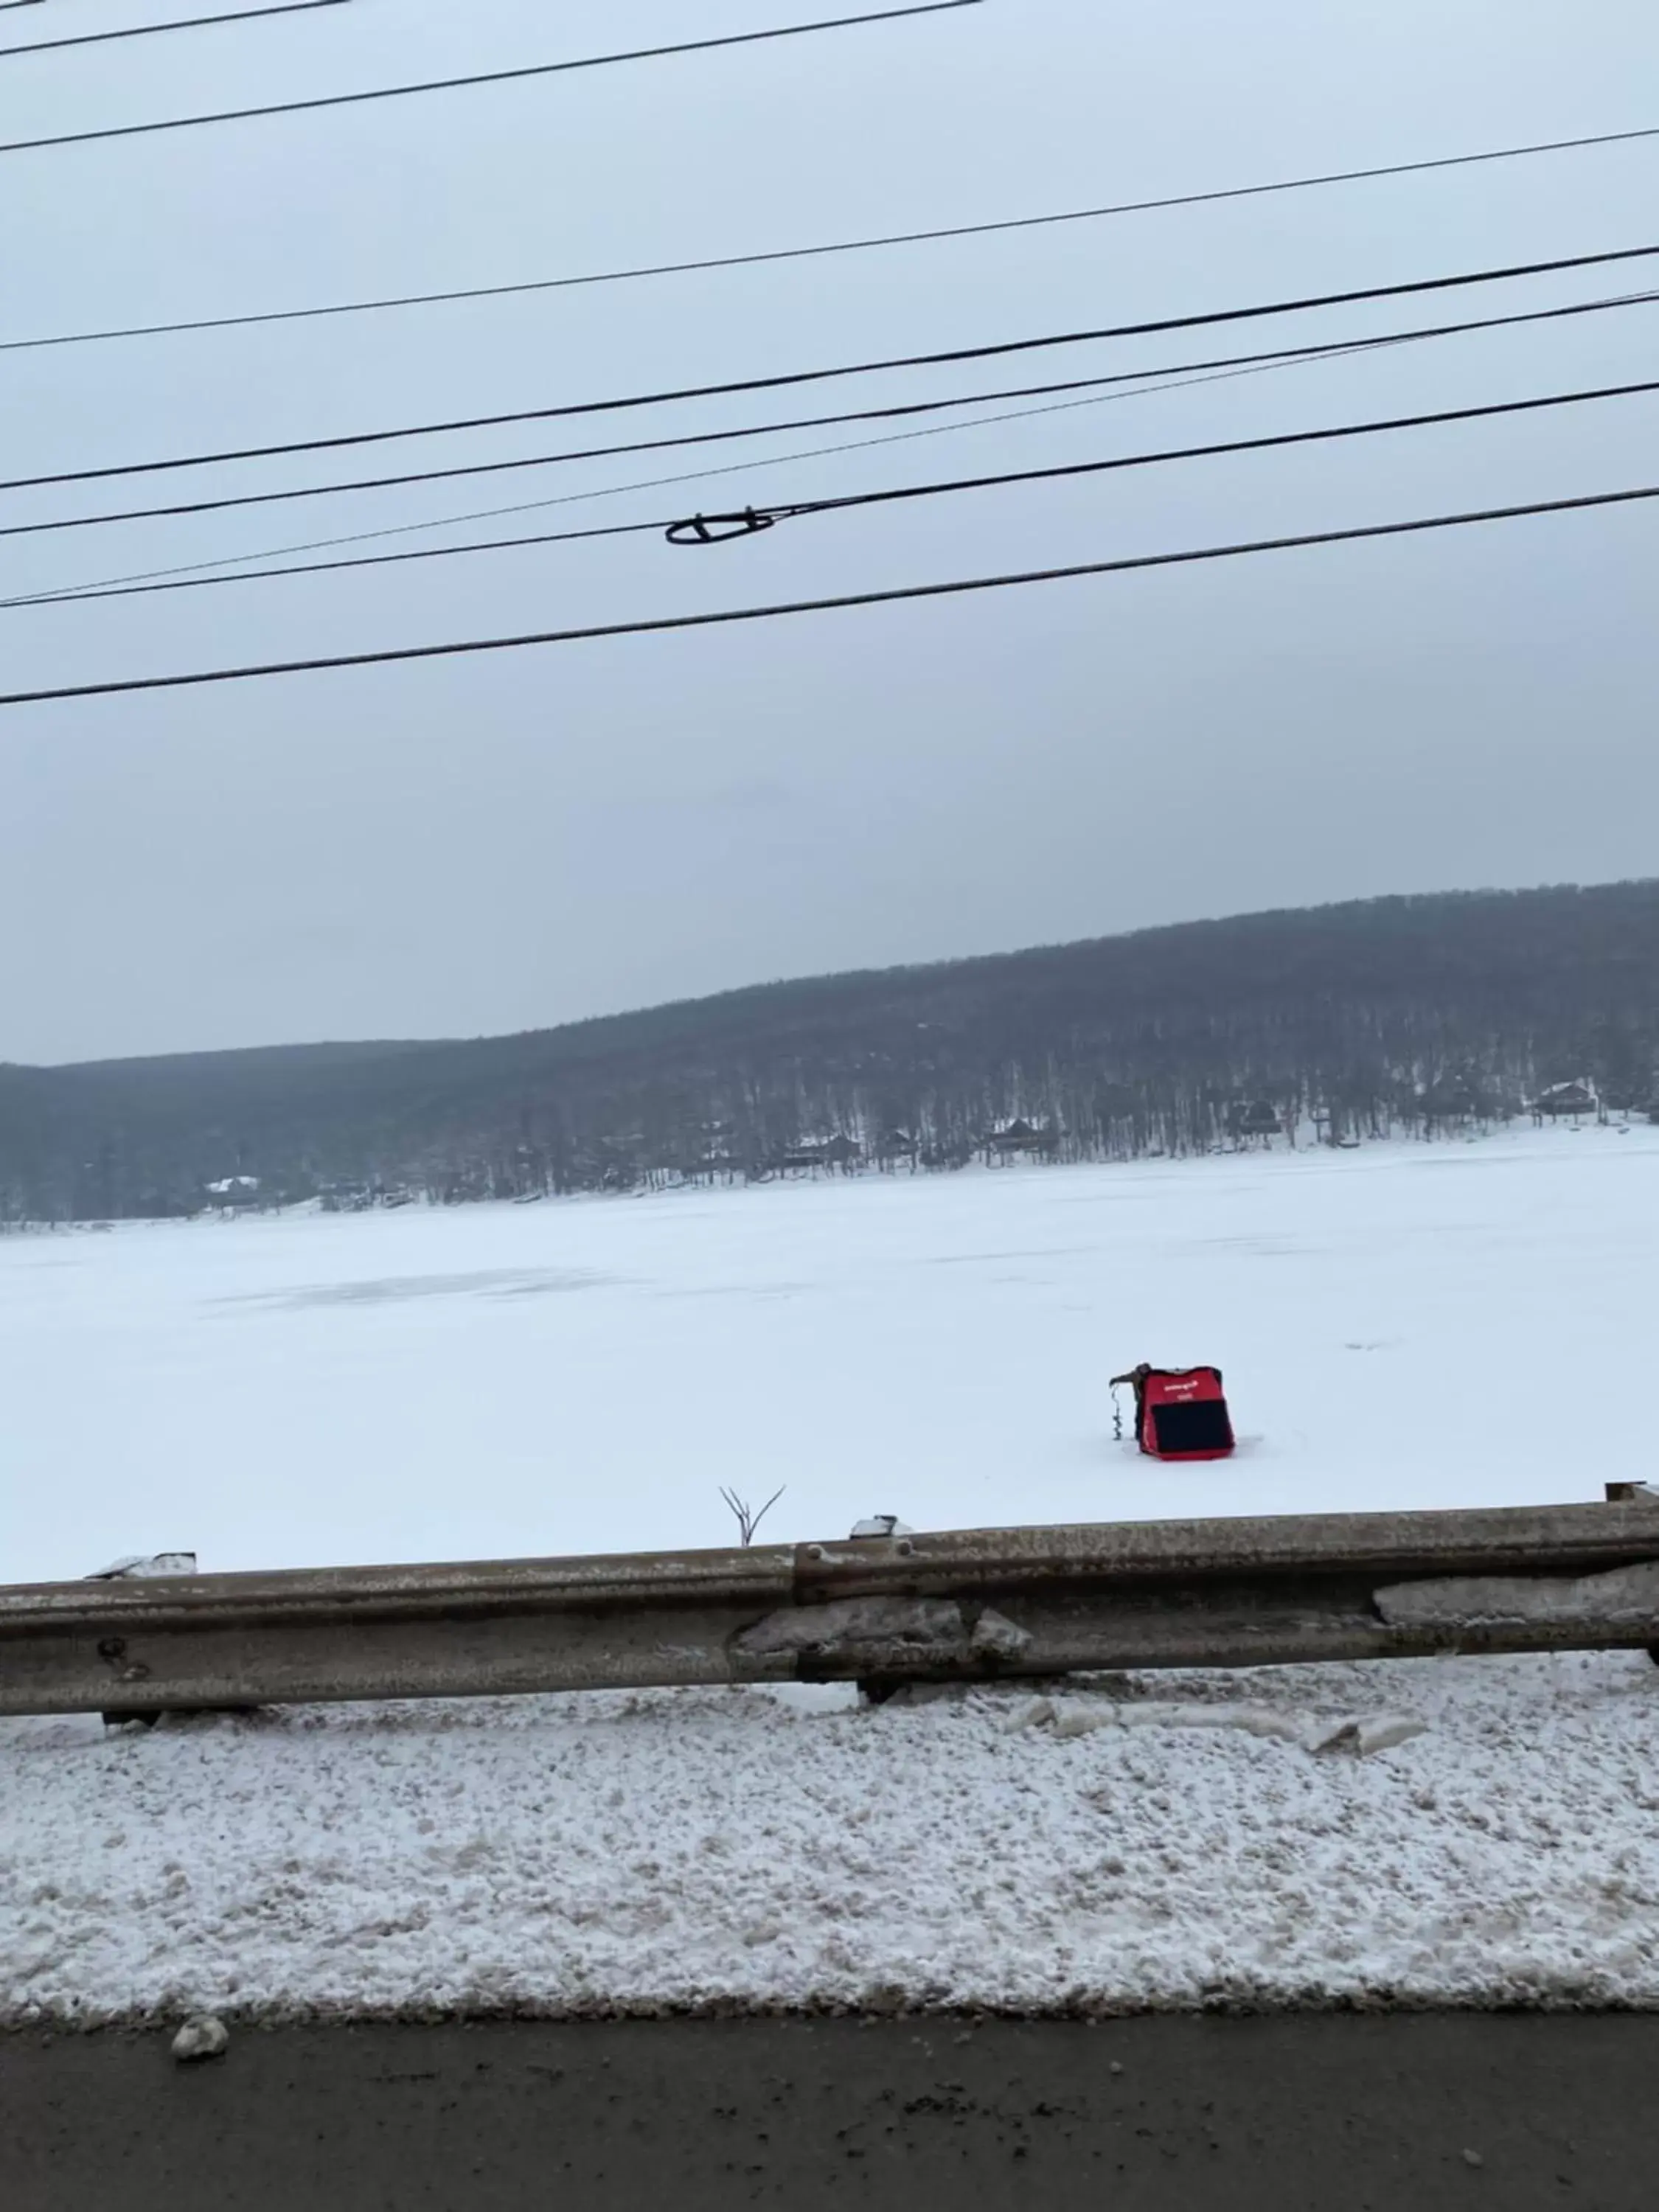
[11,518,668,608]
[9,285,1655,543]
[0,1,348,58]
[4,484,1652,708]
[10,243,1655,493]
[14,335,1406,604]
[10,375,1655,612]
[7,120,1657,354]
[11,348,1366,538]
[0,1,981,155]
[709,377,1659,534]
[16,294,1659,606]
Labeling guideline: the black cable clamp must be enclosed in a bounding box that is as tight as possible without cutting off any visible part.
[665,508,779,546]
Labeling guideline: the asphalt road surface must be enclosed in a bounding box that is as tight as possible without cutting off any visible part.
[4,2014,1655,2211]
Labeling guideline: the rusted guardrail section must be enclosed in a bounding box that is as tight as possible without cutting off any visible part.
[2,1495,1658,1718]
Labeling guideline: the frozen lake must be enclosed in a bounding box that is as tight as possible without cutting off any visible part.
[4,1120,1654,1582]
[7,1121,1659,2025]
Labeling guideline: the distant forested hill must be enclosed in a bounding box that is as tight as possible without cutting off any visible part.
[2,880,1655,1220]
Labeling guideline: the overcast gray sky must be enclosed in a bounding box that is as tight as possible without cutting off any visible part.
[2,0,1656,1064]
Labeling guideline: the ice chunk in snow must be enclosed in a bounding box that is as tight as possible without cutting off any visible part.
[1037,1698,1427,1754]
[1304,1714,1430,1756]
[88,1553,198,1580]
[171,2017,229,2063]
[1354,1714,1430,1756]
[1049,1701,1305,1744]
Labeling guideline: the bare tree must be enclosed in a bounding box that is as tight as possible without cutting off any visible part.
[720,1484,785,1547]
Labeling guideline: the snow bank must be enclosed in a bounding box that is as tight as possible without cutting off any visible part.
[5,1652,1657,2024]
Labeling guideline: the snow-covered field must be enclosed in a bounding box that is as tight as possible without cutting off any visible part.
[4,1124,1658,2023]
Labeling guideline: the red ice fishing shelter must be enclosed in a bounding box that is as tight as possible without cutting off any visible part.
[1112,1364,1235,1461]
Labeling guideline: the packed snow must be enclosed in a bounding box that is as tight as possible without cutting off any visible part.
[4,1123,1658,2023]
[5,1656,1658,2023]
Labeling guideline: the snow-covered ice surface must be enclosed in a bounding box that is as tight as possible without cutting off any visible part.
[4,1122,1658,1580]
[4,1124,1659,2022]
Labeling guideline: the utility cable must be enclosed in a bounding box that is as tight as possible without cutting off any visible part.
[12,372,1655,607]
[5,515,671,610]
[0,2,349,57]
[6,121,1657,353]
[8,242,1655,491]
[8,283,1654,541]
[15,308,1658,605]
[665,378,1659,538]
[14,336,1404,604]
[10,347,1366,538]
[4,483,1653,708]
[0,1,981,154]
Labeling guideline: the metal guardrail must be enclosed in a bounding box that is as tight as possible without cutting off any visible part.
[2,1496,1658,1719]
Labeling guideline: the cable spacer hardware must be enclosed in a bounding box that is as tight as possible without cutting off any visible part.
[665,507,779,546]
